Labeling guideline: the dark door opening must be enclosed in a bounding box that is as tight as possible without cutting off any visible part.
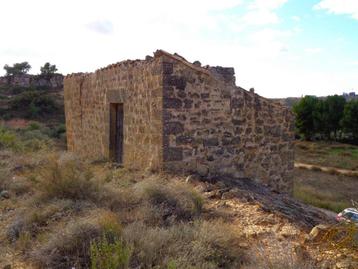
[109,103,123,164]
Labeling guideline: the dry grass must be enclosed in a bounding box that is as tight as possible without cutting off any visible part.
[293,168,356,212]
[30,210,122,269]
[295,141,358,171]
[122,220,246,269]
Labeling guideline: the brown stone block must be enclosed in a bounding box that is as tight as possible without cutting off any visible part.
[164,147,183,161]
[164,121,184,135]
[164,97,182,109]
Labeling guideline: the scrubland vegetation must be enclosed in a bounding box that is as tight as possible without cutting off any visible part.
[0,65,356,268]
[0,129,244,268]
[3,123,354,268]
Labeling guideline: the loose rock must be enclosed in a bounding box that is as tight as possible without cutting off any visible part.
[0,190,10,199]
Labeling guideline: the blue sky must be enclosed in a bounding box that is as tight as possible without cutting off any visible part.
[0,0,357,97]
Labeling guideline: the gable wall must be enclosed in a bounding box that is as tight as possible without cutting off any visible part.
[64,58,164,170]
[161,56,295,193]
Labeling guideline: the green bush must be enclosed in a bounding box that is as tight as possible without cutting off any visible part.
[27,122,41,131]
[90,236,132,269]
[0,126,22,151]
[9,91,57,118]
[0,127,17,148]
[0,125,53,152]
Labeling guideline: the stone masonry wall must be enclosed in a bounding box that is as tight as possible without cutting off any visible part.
[161,55,294,193]
[64,58,163,171]
[64,51,294,193]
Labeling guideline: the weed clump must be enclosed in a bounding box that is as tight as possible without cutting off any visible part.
[31,210,123,269]
[122,220,245,269]
[39,154,99,201]
[135,179,203,225]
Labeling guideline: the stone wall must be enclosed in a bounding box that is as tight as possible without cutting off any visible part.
[160,54,294,193]
[64,51,294,193]
[0,74,63,90]
[64,58,163,171]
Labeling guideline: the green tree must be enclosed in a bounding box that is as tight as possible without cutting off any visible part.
[40,62,58,76]
[325,95,346,139]
[313,99,329,139]
[342,100,358,140]
[293,95,319,140]
[3,62,31,76]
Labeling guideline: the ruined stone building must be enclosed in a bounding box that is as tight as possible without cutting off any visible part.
[64,50,294,193]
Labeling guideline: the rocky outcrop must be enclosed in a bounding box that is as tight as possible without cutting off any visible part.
[0,74,63,90]
[197,175,335,229]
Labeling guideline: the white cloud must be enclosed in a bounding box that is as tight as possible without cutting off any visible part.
[242,0,288,25]
[314,0,358,20]
[248,0,288,10]
[0,0,355,98]
[304,48,322,54]
[86,20,114,35]
[291,15,301,21]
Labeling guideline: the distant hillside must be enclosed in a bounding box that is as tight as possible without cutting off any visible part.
[0,73,64,124]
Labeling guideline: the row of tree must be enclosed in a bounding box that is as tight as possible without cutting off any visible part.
[3,62,58,76]
[293,95,358,142]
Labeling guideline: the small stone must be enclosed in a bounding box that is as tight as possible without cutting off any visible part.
[204,190,221,199]
[0,190,10,199]
[3,264,11,269]
[335,259,353,269]
[308,224,330,241]
[197,165,209,177]
[185,175,194,183]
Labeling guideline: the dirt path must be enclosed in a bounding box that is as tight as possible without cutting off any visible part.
[295,162,358,177]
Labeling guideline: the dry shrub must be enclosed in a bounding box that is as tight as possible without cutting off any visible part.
[7,199,76,242]
[98,187,140,219]
[30,210,122,269]
[38,153,99,201]
[134,179,203,225]
[321,223,358,250]
[0,166,11,191]
[123,220,246,269]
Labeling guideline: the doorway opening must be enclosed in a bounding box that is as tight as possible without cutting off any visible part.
[109,103,123,164]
